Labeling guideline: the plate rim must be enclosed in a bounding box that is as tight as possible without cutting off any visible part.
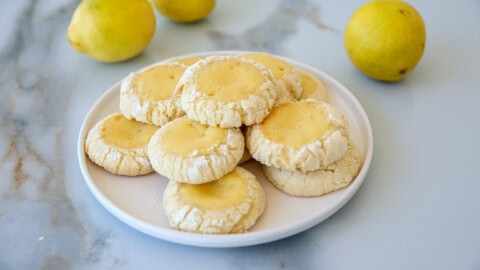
[77,50,374,248]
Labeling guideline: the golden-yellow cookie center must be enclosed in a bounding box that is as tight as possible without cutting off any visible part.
[102,114,158,149]
[241,53,291,79]
[299,71,319,99]
[260,102,331,148]
[176,57,203,66]
[196,59,266,102]
[136,64,186,101]
[158,117,228,156]
[178,170,248,210]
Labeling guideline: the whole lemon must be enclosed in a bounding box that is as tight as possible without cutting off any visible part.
[67,0,156,63]
[344,0,426,82]
[152,0,215,23]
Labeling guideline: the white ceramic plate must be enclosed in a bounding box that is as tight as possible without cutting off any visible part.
[78,51,373,248]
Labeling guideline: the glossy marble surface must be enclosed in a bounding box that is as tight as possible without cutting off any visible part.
[0,0,479,269]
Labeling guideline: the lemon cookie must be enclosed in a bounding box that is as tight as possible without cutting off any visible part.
[163,167,266,234]
[177,56,277,128]
[247,100,349,172]
[239,52,302,100]
[85,113,159,176]
[166,56,204,66]
[120,62,186,126]
[148,116,244,184]
[298,71,329,102]
[263,145,361,197]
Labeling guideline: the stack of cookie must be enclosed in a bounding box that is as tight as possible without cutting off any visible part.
[84,52,360,234]
[248,99,361,197]
[236,55,361,198]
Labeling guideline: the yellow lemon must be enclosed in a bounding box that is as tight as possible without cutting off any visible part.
[344,0,426,82]
[152,0,215,23]
[67,0,156,63]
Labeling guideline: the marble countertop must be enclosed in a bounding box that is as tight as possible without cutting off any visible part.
[1,0,479,269]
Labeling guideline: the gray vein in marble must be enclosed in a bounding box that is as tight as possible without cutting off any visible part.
[208,0,338,54]
[42,256,71,270]
[0,0,119,269]
[83,230,126,268]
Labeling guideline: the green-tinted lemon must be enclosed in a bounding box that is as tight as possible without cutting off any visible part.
[344,0,426,82]
[67,0,156,63]
[152,0,215,23]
